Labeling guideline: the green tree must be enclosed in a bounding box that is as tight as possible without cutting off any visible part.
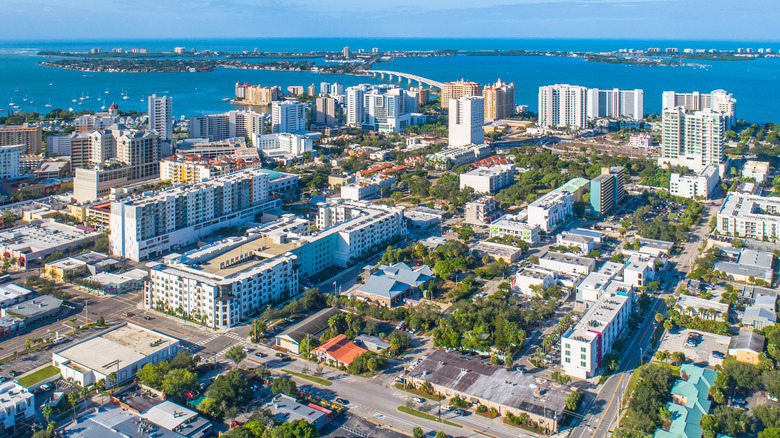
[162,368,198,401]
[755,404,780,429]
[169,351,198,371]
[136,361,170,389]
[271,376,299,398]
[412,426,424,438]
[207,370,251,412]
[68,391,81,421]
[42,405,54,423]
[435,432,447,438]
[225,345,247,369]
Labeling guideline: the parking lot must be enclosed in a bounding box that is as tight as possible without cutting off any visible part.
[657,328,731,368]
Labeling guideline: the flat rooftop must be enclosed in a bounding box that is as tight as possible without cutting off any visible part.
[517,266,555,280]
[5,295,61,318]
[56,324,178,373]
[719,193,780,223]
[676,295,729,313]
[0,220,100,253]
[529,190,571,209]
[540,251,596,268]
[470,241,521,258]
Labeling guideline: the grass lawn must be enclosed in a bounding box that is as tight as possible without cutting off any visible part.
[394,383,443,401]
[17,365,60,387]
[282,369,332,386]
[397,406,462,428]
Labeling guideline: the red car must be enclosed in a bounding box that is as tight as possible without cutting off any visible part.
[230,420,243,428]
[185,391,198,398]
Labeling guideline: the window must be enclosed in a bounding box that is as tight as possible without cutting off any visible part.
[581,347,586,352]
[565,358,571,363]
[581,354,586,360]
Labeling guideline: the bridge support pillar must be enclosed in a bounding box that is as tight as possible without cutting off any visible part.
[380,73,385,79]
[408,77,412,85]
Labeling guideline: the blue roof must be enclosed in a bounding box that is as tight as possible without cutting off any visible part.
[654,364,716,438]
[356,263,433,300]
[254,168,285,180]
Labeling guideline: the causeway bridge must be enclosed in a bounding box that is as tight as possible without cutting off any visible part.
[362,69,443,89]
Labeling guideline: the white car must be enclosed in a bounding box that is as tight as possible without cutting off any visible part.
[413,397,425,403]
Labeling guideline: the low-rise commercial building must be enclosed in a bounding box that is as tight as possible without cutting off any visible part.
[654,365,716,438]
[489,214,540,244]
[407,350,572,433]
[405,207,446,229]
[528,190,573,233]
[312,334,367,367]
[0,284,34,309]
[712,248,774,284]
[53,323,180,387]
[1,295,62,326]
[0,220,102,268]
[253,133,315,161]
[276,308,342,354]
[44,251,117,280]
[670,165,719,200]
[637,238,674,257]
[562,290,632,379]
[86,269,147,295]
[266,394,329,430]
[469,241,522,264]
[743,289,777,329]
[459,164,514,194]
[142,400,213,438]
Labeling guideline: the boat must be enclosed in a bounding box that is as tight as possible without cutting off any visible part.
[29,99,34,104]
[48,83,53,86]
[68,107,74,112]
[72,97,77,102]
[44,99,52,108]
[22,94,28,101]
[104,89,109,94]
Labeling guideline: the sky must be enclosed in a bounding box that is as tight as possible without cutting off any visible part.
[1,0,779,41]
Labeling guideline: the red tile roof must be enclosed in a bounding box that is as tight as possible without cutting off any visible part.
[313,334,367,366]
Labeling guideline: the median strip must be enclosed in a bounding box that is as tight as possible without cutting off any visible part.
[282,369,332,386]
[397,406,462,428]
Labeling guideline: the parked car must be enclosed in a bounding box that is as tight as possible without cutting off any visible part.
[255,352,267,358]
[275,353,286,358]
[336,398,349,405]
[413,397,425,403]
[712,351,725,359]
[40,384,50,391]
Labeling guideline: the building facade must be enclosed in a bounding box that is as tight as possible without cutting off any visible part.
[271,101,307,134]
[538,84,588,129]
[586,88,644,120]
[147,94,173,141]
[659,107,726,175]
[459,164,514,194]
[189,110,265,141]
[448,96,485,147]
[528,190,573,233]
[670,166,719,199]
[440,80,481,109]
[109,168,282,261]
[662,89,736,128]
[483,79,515,121]
[0,124,43,154]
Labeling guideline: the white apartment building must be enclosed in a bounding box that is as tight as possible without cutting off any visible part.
[0,144,23,180]
[190,110,265,141]
[562,291,632,379]
[514,267,557,296]
[449,96,485,146]
[110,168,282,261]
[670,165,719,199]
[148,94,173,141]
[586,88,644,120]
[628,133,652,149]
[659,107,726,175]
[743,160,770,183]
[253,133,313,160]
[340,175,395,201]
[538,84,588,130]
[576,261,627,303]
[623,254,658,288]
[47,134,74,156]
[717,193,780,240]
[272,101,307,134]
[459,164,514,194]
[662,89,736,128]
[528,190,573,233]
[426,144,491,170]
[345,84,419,133]
[489,214,541,244]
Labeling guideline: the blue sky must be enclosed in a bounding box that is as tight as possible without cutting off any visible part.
[1,0,779,41]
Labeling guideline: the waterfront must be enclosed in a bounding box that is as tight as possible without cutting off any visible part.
[1,38,779,121]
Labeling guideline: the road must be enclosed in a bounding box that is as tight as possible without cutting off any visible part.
[568,198,721,438]
[246,349,528,438]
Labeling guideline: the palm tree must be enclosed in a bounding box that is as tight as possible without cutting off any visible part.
[68,391,81,422]
[42,405,53,424]
[107,372,117,391]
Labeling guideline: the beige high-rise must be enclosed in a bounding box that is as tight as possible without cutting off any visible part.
[483,79,515,121]
[0,124,42,154]
[440,79,481,109]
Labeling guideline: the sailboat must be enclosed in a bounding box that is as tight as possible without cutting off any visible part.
[100,99,106,110]
[104,88,109,94]
[85,91,90,99]
[45,99,52,108]
[22,94,28,101]
[8,98,13,106]
[122,89,129,100]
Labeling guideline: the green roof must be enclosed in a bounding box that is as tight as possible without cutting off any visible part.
[16,365,60,387]
[654,364,716,438]
[254,169,285,180]
[559,177,590,193]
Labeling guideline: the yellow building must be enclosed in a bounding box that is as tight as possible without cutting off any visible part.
[728,331,765,365]
[483,79,516,121]
[440,79,481,109]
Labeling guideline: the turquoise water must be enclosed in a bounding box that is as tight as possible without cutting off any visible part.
[0,38,778,122]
